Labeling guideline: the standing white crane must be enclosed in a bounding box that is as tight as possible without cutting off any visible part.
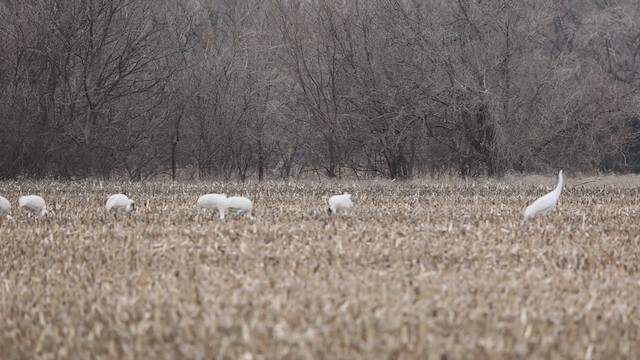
[19,195,48,217]
[328,192,353,214]
[226,196,255,220]
[197,193,228,221]
[105,194,135,212]
[0,196,14,223]
[524,170,564,219]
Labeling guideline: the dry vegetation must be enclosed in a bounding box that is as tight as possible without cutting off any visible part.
[1,177,639,359]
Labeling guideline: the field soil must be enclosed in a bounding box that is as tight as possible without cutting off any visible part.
[0,177,639,359]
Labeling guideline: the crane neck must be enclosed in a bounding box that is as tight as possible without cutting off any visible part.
[555,172,564,192]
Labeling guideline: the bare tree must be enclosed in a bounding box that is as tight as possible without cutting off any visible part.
[274,0,352,178]
[0,0,638,179]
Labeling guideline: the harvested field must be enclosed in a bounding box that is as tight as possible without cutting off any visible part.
[0,177,639,359]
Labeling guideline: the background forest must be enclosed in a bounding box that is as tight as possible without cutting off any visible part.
[1,0,639,180]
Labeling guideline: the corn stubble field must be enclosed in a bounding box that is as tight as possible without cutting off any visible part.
[1,176,639,359]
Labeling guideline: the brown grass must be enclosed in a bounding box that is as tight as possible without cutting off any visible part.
[0,178,639,359]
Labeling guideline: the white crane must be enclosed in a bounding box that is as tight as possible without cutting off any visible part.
[197,193,228,221]
[226,196,255,220]
[19,195,48,217]
[328,192,353,214]
[105,194,135,212]
[524,170,564,219]
[0,196,14,223]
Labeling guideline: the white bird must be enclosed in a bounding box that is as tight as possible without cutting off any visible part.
[105,194,135,212]
[226,196,255,220]
[197,193,228,221]
[524,170,564,219]
[328,192,353,214]
[0,196,14,223]
[19,195,48,217]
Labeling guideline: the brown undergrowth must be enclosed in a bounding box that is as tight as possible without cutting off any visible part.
[0,178,639,359]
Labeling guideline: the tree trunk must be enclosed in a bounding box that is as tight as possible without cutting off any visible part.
[257,139,264,181]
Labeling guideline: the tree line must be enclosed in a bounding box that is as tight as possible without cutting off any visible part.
[1,0,639,180]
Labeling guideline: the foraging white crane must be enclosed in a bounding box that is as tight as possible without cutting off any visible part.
[19,195,48,217]
[524,170,564,219]
[0,196,14,223]
[197,193,228,221]
[226,196,255,220]
[328,192,353,214]
[105,194,135,212]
